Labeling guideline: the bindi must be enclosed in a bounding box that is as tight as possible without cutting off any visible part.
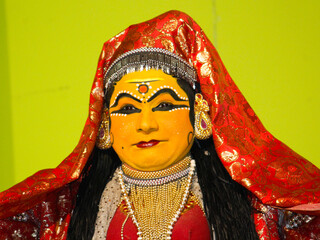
[136,82,151,95]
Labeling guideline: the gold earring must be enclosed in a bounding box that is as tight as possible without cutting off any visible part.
[96,109,112,149]
[194,93,212,140]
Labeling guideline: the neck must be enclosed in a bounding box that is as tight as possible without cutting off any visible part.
[121,155,191,180]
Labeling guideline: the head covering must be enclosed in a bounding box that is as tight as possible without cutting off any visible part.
[0,10,319,239]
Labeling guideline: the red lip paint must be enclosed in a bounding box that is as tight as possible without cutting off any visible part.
[136,140,160,148]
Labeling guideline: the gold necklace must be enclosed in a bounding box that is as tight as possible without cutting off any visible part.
[118,158,196,240]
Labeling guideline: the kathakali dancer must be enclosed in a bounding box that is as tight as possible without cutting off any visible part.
[0,10,319,240]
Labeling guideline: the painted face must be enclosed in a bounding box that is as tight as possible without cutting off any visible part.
[109,69,194,171]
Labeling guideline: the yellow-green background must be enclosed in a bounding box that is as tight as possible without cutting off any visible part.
[1,0,319,192]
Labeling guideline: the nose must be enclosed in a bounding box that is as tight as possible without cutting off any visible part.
[136,109,159,134]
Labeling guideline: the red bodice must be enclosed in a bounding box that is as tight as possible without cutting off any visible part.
[107,202,211,240]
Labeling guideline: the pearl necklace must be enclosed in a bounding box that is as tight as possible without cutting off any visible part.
[122,167,190,186]
[118,159,196,240]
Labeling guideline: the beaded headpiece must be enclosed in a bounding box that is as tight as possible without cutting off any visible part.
[103,48,198,94]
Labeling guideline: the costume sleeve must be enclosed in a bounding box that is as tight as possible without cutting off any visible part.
[0,184,75,240]
[282,211,320,239]
[252,196,320,239]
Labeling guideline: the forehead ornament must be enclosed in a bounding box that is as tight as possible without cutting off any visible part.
[104,48,197,94]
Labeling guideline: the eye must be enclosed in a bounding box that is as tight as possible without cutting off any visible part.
[157,102,173,109]
[111,104,141,114]
[152,102,190,112]
[121,104,136,111]
[153,102,174,111]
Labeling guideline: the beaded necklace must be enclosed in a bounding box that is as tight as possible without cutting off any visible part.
[118,157,196,240]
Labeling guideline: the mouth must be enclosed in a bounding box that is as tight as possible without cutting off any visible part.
[136,140,160,148]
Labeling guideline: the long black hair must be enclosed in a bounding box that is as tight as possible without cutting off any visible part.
[67,147,121,239]
[67,76,259,240]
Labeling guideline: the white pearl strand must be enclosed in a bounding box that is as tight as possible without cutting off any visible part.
[118,169,143,239]
[118,159,196,240]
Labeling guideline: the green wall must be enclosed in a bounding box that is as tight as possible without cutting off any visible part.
[0,0,14,191]
[215,0,320,166]
[1,0,319,191]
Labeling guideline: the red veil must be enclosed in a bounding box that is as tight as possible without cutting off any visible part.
[0,10,319,239]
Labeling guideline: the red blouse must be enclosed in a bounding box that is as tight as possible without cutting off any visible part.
[107,201,211,240]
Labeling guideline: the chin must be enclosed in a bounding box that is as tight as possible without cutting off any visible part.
[136,157,174,171]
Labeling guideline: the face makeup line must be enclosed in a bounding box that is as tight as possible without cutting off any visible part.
[146,85,188,102]
[109,81,188,108]
[109,79,158,107]
[110,88,190,117]
[110,90,144,108]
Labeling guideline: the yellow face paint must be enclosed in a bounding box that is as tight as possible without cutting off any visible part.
[109,69,194,171]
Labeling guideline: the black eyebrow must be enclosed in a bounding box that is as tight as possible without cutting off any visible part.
[110,93,142,108]
[147,88,188,103]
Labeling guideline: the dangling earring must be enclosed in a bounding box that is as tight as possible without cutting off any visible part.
[96,109,112,149]
[194,93,212,140]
